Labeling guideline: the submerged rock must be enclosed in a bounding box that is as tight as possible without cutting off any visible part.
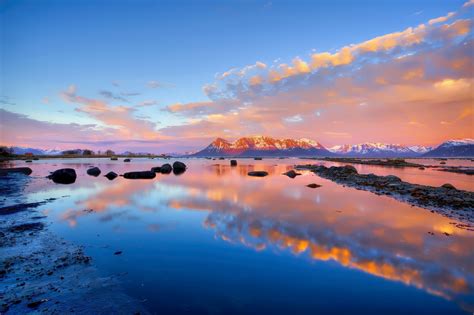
[151,166,162,173]
[0,167,33,176]
[123,171,156,179]
[104,171,118,180]
[87,167,101,177]
[47,168,77,184]
[172,161,187,175]
[248,171,268,177]
[160,164,172,174]
[283,170,301,178]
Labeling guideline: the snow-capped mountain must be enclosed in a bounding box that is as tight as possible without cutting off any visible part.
[423,139,474,157]
[11,147,62,155]
[408,145,433,154]
[329,143,425,157]
[192,136,332,157]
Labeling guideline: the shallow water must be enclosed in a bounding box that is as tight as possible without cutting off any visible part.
[5,158,474,314]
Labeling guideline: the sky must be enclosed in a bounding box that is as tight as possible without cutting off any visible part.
[1,0,473,153]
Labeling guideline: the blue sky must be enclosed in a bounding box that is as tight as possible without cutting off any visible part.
[1,0,472,152]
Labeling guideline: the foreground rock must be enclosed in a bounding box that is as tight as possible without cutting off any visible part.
[124,158,131,162]
[47,168,77,184]
[151,166,162,173]
[230,160,237,166]
[248,171,268,177]
[104,171,118,180]
[296,164,474,224]
[283,170,301,178]
[172,161,187,175]
[123,171,156,179]
[86,167,101,177]
[160,163,172,174]
[0,167,33,176]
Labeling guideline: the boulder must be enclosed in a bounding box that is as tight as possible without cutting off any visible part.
[160,163,172,174]
[441,183,456,190]
[104,171,118,180]
[283,170,301,178]
[87,167,101,177]
[0,167,33,176]
[307,183,322,188]
[172,161,187,175]
[123,171,156,179]
[248,171,268,177]
[48,168,77,184]
[151,166,162,173]
[230,160,237,166]
[124,158,131,162]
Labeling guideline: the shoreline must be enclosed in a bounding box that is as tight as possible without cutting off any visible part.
[296,164,474,228]
[0,173,147,314]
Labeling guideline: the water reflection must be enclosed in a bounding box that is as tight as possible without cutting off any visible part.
[9,158,474,313]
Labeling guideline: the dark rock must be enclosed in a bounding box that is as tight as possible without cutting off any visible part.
[418,167,425,170]
[440,161,446,165]
[219,157,225,160]
[87,167,101,177]
[123,171,156,179]
[172,161,187,175]
[124,158,131,162]
[230,160,237,166]
[0,167,33,176]
[9,222,44,233]
[25,160,33,163]
[110,157,118,160]
[160,164,172,174]
[284,170,301,178]
[151,166,162,173]
[47,168,77,184]
[27,299,48,309]
[104,171,118,180]
[248,171,268,177]
[343,165,358,174]
[114,251,122,255]
[441,183,456,190]
[307,183,322,188]
[254,157,263,160]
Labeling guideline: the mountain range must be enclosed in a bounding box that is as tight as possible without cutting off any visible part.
[191,136,474,158]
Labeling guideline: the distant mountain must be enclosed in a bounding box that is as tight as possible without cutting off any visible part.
[192,136,333,157]
[423,139,474,157]
[11,147,62,155]
[328,143,428,157]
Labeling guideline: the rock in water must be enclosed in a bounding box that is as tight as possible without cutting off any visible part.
[87,167,101,177]
[110,157,118,160]
[441,183,456,190]
[123,171,156,179]
[0,167,33,176]
[283,170,301,178]
[248,171,268,177]
[307,183,322,188]
[25,160,33,163]
[230,160,237,166]
[160,164,172,174]
[254,157,262,160]
[151,166,162,173]
[48,168,77,184]
[124,158,131,162]
[172,161,187,175]
[104,171,118,180]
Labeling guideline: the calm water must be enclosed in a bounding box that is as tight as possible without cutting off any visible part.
[5,158,474,314]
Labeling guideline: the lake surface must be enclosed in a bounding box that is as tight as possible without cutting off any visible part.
[5,158,474,314]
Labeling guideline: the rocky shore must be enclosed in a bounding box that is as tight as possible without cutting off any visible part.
[0,173,147,314]
[296,164,474,226]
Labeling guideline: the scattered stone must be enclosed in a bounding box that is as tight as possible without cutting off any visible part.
[441,183,456,190]
[172,161,187,175]
[0,167,33,176]
[47,168,77,184]
[110,157,118,160]
[8,222,44,233]
[151,166,162,173]
[104,172,118,180]
[123,171,156,179]
[160,164,172,174]
[283,170,301,178]
[307,183,322,188]
[230,160,237,167]
[87,167,101,177]
[25,160,32,163]
[248,171,268,177]
[124,158,131,162]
